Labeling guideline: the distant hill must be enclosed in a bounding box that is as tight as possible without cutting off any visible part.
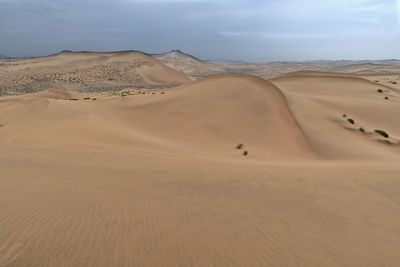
[0,50,190,95]
[0,54,9,59]
[153,50,202,62]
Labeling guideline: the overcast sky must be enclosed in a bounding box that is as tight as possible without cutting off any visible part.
[0,0,399,60]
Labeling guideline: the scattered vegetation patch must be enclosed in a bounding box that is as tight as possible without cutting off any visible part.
[68,98,79,101]
[160,92,165,94]
[359,127,365,133]
[385,96,389,100]
[83,97,91,100]
[236,143,243,149]
[347,118,355,125]
[377,89,383,93]
[374,129,389,138]
[342,114,347,118]
[243,150,248,156]
[92,98,97,100]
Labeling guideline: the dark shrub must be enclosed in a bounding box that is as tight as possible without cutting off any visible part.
[377,89,383,93]
[68,98,79,101]
[342,114,347,118]
[83,97,90,100]
[347,118,355,125]
[92,98,97,100]
[375,129,389,138]
[385,96,389,100]
[236,144,243,149]
[243,150,248,156]
[359,128,365,133]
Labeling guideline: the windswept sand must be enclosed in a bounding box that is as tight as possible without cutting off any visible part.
[1,70,400,266]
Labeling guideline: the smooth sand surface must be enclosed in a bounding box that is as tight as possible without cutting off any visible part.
[1,71,400,266]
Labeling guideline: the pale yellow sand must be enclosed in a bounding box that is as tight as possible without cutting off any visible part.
[1,70,400,266]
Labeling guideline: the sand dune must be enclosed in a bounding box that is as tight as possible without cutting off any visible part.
[271,74,400,159]
[332,63,400,74]
[105,74,315,158]
[0,50,190,95]
[1,61,400,266]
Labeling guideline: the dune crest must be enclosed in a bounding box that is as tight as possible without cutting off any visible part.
[112,74,315,158]
[35,89,72,99]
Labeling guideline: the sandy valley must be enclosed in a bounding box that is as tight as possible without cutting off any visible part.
[1,51,400,266]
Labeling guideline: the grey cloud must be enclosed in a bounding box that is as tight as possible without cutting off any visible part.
[0,0,399,60]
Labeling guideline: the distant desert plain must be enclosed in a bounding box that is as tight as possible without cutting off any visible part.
[1,50,400,266]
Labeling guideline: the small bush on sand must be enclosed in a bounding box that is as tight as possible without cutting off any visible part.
[243,150,248,156]
[236,144,243,149]
[385,96,389,100]
[347,118,355,125]
[375,129,389,138]
[83,97,90,100]
[68,98,79,101]
[377,89,383,93]
[342,114,347,118]
[92,98,97,100]
[359,128,365,133]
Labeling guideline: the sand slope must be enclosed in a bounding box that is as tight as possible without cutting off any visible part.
[106,74,314,158]
[1,72,400,266]
[271,73,400,159]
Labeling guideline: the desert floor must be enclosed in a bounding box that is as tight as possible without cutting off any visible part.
[1,57,400,266]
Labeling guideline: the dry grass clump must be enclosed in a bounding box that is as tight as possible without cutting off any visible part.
[347,118,355,125]
[374,129,389,138]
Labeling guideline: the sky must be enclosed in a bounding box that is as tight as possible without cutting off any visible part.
[0,0,399,61]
